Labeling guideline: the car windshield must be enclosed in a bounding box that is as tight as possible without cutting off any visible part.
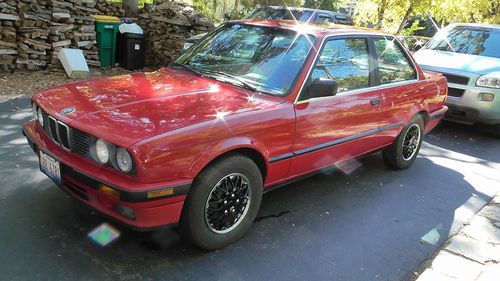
[424,26,500,59]
[244,7,314,22]
[175,23,315,96]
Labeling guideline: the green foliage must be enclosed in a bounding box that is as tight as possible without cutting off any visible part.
[224,9,249,20]
[401,19,425,36]
[354,0,499,35]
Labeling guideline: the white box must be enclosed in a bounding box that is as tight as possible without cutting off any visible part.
[57,48,89,79]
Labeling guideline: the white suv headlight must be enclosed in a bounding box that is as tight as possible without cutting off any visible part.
[476,72,500,89]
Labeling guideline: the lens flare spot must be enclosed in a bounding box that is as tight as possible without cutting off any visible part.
[88,223,120,247]
[215,111,229,120]
[335,157,362,175]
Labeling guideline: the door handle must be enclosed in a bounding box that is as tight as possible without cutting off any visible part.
[370,98,381,106]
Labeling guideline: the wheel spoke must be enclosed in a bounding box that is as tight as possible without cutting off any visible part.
[205,173,252,234]
[401,124,420,161]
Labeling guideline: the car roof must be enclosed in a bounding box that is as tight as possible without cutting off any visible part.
[232,19,390,38]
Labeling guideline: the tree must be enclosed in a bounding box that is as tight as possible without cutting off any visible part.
[123,0,139,17]
[354,0,498,35]
[376,0,388,29]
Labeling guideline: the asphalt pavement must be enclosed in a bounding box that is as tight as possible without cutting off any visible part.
[1,97,499,281]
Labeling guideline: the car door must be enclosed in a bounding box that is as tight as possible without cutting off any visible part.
[289,36,387,176]
[370,36,424,142]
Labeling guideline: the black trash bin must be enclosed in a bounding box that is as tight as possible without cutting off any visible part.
[117,32,145,70]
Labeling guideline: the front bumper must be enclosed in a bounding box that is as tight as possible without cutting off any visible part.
[23,120,191,230]
[446,98,500,125]
[446,82,500,125]
[445,81,500,125]
[418,65,500,125]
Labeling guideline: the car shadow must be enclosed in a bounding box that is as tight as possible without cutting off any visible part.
[425,121,500,163]
[1,98,499,281]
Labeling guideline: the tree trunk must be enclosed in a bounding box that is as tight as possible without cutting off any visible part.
[234,0,240,12]
[376,0,387,29]
[396,5,413,34]
[470,13,476,23]
[123,0,139,17]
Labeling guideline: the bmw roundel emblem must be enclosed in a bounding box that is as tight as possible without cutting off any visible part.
[61,107,76,115]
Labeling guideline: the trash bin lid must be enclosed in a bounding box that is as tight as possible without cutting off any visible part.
[119,23,144,34]
[92,15,121,22]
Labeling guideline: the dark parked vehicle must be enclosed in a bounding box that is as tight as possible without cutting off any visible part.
[183,6,353,50]
[244,6,354,25]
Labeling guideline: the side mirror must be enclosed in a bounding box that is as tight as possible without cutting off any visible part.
[307,78,338,99]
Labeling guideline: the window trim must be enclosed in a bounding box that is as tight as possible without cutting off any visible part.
[295,34,420,104]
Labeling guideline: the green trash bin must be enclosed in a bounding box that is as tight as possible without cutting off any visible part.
[93,15,121,68]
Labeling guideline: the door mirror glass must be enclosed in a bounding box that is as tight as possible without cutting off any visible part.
[307,78,338,99]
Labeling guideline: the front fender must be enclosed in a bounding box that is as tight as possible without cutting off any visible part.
[187,136,269,179]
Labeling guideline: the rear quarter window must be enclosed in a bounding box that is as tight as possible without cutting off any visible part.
[374,38,417,84]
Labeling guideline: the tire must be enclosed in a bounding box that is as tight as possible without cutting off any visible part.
[180,154,263,250]
[382,115,424,170]
[490,124,500,138]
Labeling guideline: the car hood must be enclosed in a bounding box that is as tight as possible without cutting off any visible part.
[413,49,500,75]
[33,68,284,148]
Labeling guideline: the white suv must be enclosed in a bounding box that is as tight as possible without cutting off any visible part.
[414,23,500,136]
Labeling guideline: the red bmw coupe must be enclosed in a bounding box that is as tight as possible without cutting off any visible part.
[23,20,448,249]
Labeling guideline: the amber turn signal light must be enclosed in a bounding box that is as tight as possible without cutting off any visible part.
[99,185,120,198]
[480,93,494,102]
[147,188,174,198]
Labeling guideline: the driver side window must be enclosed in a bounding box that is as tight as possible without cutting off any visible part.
[311,38,370,93]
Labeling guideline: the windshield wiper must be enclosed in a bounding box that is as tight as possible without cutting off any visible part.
[200,69,259,92]
[169,62,204,77]
[170,63,259,93]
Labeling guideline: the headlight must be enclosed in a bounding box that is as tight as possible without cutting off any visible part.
[37,107,44,127]
[476,72,500,89]
[95,139,110,164]
[116,148,132,173]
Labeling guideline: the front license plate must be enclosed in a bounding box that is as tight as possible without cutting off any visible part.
[40,151,62,186]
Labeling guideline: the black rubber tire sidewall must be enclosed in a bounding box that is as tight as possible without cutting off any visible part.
[180,155,263,250]
[490,124,500,138]
[383,116,424,170]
